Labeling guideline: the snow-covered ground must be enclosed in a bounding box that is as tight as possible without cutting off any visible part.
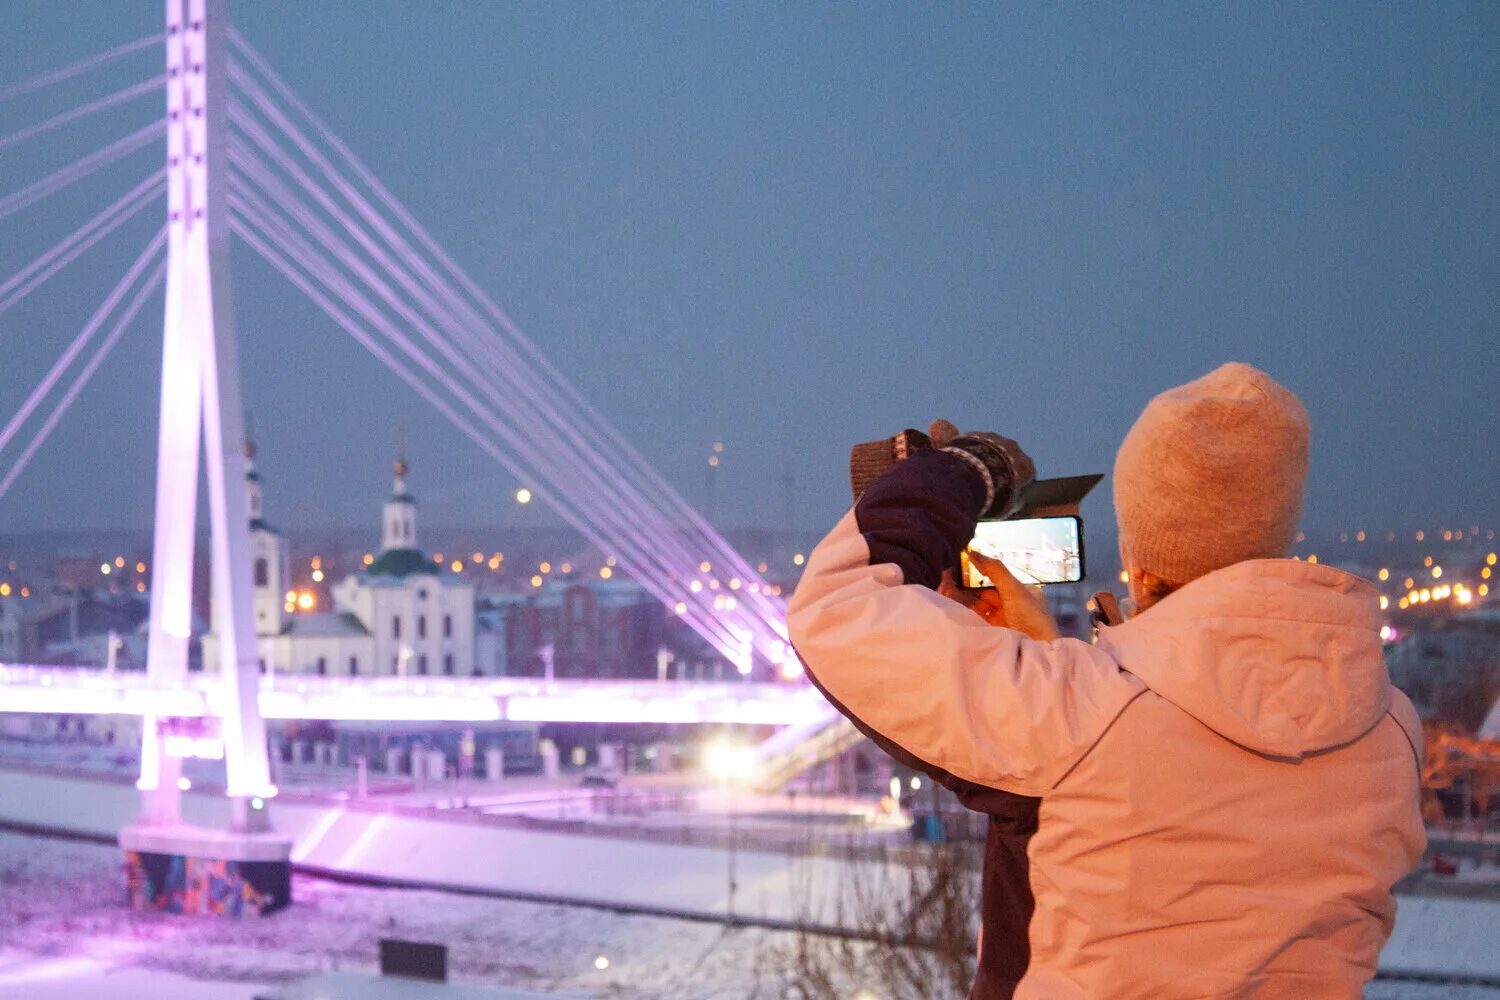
[0,830,1496,999]
[0,830,800,998]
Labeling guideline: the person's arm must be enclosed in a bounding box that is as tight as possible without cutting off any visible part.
[788,447,1144,797]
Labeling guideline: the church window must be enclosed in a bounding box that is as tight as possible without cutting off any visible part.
[417,654,428,675]
[443,653,454,675]
[393,616,401,639]
[316,656,327,675]
[443,614,452,638]
[417,615,427,638]
[348,656,358,675]
[254,557,268,587]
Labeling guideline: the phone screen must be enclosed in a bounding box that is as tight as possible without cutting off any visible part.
[959,515,1084,587]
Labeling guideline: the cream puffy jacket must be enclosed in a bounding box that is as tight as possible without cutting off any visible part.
[788,449,1424,999]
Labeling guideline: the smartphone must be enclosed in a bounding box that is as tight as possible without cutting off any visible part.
[958,515,1085,588]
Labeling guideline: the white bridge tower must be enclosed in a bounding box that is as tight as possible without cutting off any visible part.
[123,0,288,914]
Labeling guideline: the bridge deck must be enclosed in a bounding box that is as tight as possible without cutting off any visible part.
[0,664,826,725]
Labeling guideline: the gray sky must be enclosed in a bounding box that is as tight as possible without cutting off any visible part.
[1,1,1495,541]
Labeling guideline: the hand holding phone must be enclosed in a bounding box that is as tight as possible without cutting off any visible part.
[947,553,1060,641]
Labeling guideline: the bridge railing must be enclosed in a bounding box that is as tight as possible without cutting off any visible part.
[0,662,827,726]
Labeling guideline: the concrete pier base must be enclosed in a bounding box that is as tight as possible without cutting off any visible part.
[119,821,292,916]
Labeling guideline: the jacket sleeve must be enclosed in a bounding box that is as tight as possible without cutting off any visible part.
[787,449,1144,797]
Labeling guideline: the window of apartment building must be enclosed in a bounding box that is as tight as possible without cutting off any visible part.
[417,654,428,675]
[443,653,454,675]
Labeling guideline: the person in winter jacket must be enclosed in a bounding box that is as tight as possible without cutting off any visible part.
[787,363,1425,1000]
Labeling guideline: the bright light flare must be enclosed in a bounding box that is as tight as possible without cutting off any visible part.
[703,739,757,782]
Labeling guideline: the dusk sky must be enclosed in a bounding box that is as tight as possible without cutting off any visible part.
[1,2,1495,542]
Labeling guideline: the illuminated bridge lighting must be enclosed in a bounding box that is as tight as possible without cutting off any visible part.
[0,665,828,726]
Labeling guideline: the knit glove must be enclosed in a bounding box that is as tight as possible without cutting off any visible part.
[928,419,1036,519]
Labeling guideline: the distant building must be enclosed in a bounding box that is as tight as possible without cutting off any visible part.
[205,441,502,677]
[1386,604,1500,733]
[496,576,665,680]
[0,600,18,662]
[9,591,148,666]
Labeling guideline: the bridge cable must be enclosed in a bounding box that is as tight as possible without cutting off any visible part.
[0,75,166,154]
[0,33,161,106]
[0,121,164,224]
[0,230,166,497]
[0,169,164,318]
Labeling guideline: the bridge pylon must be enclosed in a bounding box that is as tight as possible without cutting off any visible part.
[120,0,291,916]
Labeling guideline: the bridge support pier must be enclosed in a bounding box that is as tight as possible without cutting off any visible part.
[121,818,291,917]
[122,0,290,916]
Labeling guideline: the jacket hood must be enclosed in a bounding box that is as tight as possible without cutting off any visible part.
[1097,559,1392,758]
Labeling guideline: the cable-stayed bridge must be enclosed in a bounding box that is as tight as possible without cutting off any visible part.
[0,0,851,871]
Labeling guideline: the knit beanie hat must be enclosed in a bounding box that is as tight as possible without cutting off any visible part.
[1113,362,1309,586]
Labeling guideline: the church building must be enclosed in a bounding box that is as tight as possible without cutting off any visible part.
[204,441,500,677]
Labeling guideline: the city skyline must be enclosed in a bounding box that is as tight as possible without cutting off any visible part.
[2,1,1496,539]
